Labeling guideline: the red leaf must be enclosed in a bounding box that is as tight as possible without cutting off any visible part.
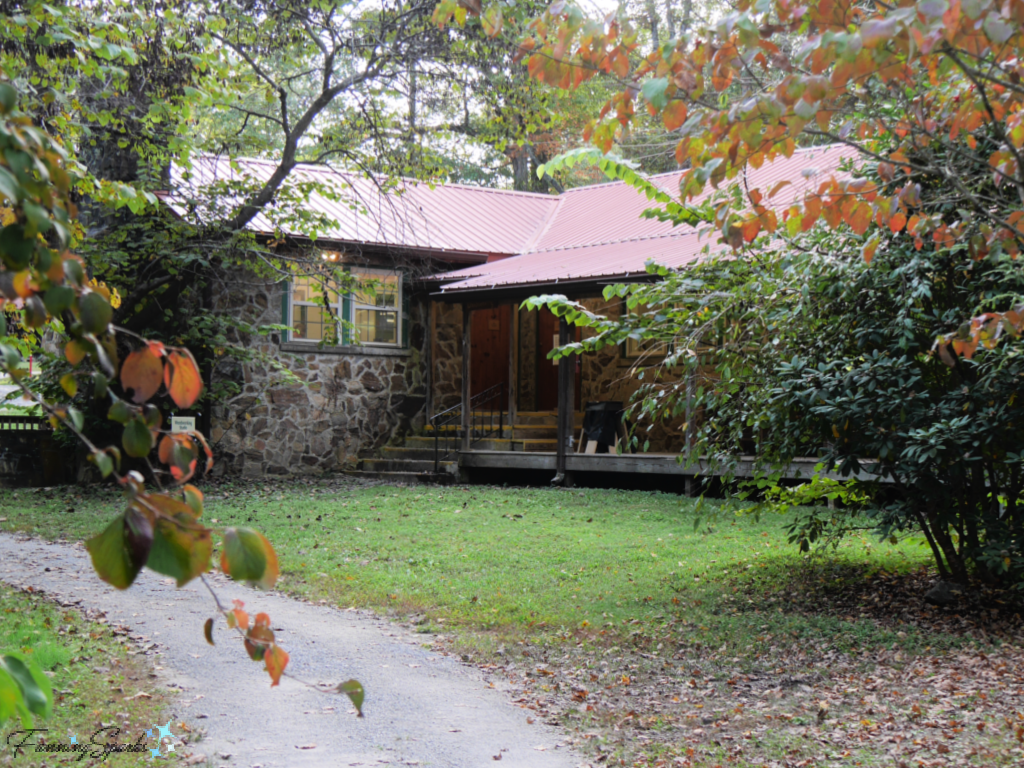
[265,644,289,687]
[227,607,249,631]
[158,434,174,465]
[889,211,907,233]
[121,347,164,404]
[163,349,203,409]
[662,100,688,131]
[861,235,880,265]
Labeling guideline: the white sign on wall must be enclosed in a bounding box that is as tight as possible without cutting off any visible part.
[170,416,196,434]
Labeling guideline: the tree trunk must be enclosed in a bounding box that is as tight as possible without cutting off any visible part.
[645,0,660,48]
[511,145,531,192]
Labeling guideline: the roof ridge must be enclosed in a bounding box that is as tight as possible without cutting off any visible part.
[187,154,560,201]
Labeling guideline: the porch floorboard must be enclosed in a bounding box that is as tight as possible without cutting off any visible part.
[459,450,877,481]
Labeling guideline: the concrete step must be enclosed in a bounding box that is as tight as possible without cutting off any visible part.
[508,427,557,439]
[343,469,453,485]
[360,458,451,473]
[380,446,436,461]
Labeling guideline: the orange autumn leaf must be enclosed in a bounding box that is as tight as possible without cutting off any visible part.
[121,346,164,404]
[265,644,289,687]
[163,349,203,409]
[662,100,688,131]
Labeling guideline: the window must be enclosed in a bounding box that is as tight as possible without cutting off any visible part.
[287,268,402,347]
[622,302,672,360]
[290,276,341,344]
[351,269,400,345]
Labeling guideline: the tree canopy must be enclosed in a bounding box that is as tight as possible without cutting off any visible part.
[452,0,1024,587]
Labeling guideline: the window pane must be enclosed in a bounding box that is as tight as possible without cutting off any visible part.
[354,309,397,345]
[352,271,398,308]
[292,275,337,305]
[293,304,328,341]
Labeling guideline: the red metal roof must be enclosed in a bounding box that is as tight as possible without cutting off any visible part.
[435,144,858,293]
[169,156,560,259]
[170,145,856,285]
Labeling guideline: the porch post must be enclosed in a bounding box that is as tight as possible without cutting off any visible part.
[461,304,472,453]
[426,298,435,419]
[508,303,518,440]
[555,315,574,485]
[685,367,696,497]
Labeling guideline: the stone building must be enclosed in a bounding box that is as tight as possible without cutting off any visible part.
[173,146,853,480]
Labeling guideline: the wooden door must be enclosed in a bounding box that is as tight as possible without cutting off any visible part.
[537,308,581,411]
[470,305,510,409]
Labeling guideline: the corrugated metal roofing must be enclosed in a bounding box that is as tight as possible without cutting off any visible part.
[436,144,858,293]
[169,156,560,258]
[169,145,857,288]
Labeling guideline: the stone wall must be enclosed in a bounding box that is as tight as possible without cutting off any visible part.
[209,268,429,476]
[577,297,687,453]
[430,301,463,413]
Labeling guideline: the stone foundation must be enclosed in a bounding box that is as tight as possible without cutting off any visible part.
[209,270,428,476]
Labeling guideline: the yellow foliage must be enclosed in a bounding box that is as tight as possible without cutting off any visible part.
[87,278,121,309]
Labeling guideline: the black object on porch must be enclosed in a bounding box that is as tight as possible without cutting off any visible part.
[579,401,625,453]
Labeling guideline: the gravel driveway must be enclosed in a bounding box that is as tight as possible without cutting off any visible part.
[0,533,579,768]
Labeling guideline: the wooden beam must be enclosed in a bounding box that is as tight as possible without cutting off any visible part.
[461,304,471,453]
[459,450,882,481]
[685,368,696,496]
[555,315,574,484]
[508,303,518,440]
[426,298,435,419]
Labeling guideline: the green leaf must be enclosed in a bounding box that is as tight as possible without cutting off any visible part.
[78,291,113,335]
[0,167,20,204]
[336,679,365,717]
[66,406,83,432]
[59,372,77,398]
[146,513,211,587]
[91,450,113,478]
[983,13,1013,43]
[43,285,74,316]
[122,416,153,458]
[0,223,34,270]
[0,82,16,113]
[220,527,279,589]
[0,667,22,725]
[86,512,149,590]
[0,654,52,720]
[107,399,132,424]
[641,77,669,110]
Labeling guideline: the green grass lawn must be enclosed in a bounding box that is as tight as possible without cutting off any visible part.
[0,584,171,766]
[1,482,941,657]
[4,480,1022,767]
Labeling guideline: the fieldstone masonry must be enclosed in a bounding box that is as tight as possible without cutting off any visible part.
[209,272,429,476]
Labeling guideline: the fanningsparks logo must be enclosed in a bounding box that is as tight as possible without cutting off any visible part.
[6,720,177,760]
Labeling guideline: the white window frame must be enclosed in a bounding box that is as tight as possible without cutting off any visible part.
[287,268,402,348]
[289,275,343,346]
[348,267,402,347]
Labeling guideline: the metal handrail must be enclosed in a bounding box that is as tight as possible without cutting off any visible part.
[430,382,505,473]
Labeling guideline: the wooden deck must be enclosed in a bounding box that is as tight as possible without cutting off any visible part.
[458,450,879,482]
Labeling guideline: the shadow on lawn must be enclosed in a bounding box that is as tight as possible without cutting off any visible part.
[739,557,1024,645]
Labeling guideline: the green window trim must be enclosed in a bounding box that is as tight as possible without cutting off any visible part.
[279,281,290,343]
